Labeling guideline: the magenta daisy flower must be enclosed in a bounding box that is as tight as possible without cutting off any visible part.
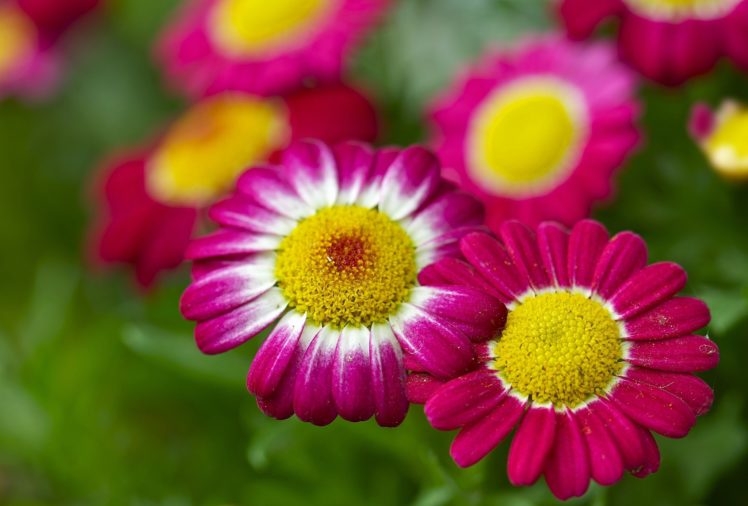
[157,0,388,97]
[430,37,640,229]
[414,220,718,500]
[690,100,748,180]
[179,140,505,426]
[559,0,748,85]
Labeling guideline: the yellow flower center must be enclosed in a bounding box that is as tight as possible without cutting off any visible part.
[490,292,624,408]
[0,5,35,78]
[275,206,417,328]
[146,94,287,206]
[702,102,748,179]
[468,78,585,197]
[623,0,740,20]
[209,0,332,57]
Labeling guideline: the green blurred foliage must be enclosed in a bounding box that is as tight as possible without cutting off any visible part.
[1,0,748,504]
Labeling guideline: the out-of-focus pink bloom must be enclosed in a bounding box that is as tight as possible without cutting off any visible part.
[157,0,388,98]
[430,36,640,229]
[18,0,100,38]
[559,0,748,85]
[92,83,379,288]
[690,100,748,180]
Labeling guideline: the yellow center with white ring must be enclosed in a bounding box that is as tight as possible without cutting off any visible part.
[0,5,36,78]
[146,94,288,207]
[467,77,586,198]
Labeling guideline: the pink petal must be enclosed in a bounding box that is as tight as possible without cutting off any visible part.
[332,326,375,422]
[631,427,660,478]
[406,192,484,246]
[208,196,297,236]
[608,378,696,438]
[418,257,504,301]
[460,232,530,303]
[389,304,474,379]
[185,230,281,260]
[576,407,624,486]
[355,148,399,209]
[625,367,714,416]
[424,369,507,430]
[543,411,591,500]
[255,332,311,421]
[589,399,649,473]
[378,146,441,220]
[623,297,710,340]
[236,166,311,220]
[282,140,339,209]
[405,373,444,404]
[293,327,339,426]
[194,288,287,354]
[334,141,376,205]
[627,335,719,372]
[370,324,409,427]
[609,262,687,319]
[558,0,621,39]
[449,396,525,468]
[725,2,748,70]
[246,311,307,398]
[568,220,609,292]
[507,405,557,486]
[499,221,551,290]
[537,221,570,288]
[593,231,647,300]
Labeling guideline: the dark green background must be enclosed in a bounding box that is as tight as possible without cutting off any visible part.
[1,0,747,504]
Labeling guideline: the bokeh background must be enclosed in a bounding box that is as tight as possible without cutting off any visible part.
[2,0,748,504]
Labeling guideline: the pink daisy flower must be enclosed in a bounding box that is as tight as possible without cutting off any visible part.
[412,220,719,500]
[430,37,640,229]
[558,0,748,85]
[93,83,379,287]
[179,140,505,426]
[690,100,748,180]
[157,0,388,98]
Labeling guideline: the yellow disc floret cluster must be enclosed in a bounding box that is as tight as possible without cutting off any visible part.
[275,205,417,328]
[491,291,623,407]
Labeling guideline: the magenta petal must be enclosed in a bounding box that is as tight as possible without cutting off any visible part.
[625,367,714,416]
[460,232,530,302]
[418,257,504,301]
[589,399,649,473]
[236,166,310,220]
[609,378,696,438]
[407,192,484,246]
[507,405,556,486]
[449,396,525,468]
[499,221,551,290]
[282,140,339,209]
[247,311,306,398]
[334,141,375,205]
[537,221,570,288]
[389,304,474,379]
[543,411,591,500]
[631,426,661,478]
[406,373,444,404]
[627,335,719,372]
[293,327,339,426]
[370,324,409,427]
[194,288,287,354]
[208,196,297,235]
[568,220,609,292]
[624,297,710,340]
[332,326,375,422]
[558,0,620,39]
[409,286,507,343]
[255,332,310,421]
[378,146,441,220]
[185,230,281,260]
[593,231,647,299]
[424,369,507,430]
[577,407,624,486]
[609,262,687,319]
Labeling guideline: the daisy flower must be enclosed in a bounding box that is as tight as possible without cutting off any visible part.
[93,83,378,287]
[179,140,505,426]
[430,37,640,229]
[690,100,748,180]
[413,220,718,500]
[558,0,748,85]
[157,0,388,97]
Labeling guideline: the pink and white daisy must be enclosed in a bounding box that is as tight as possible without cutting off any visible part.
[179,140,506,426]
[412,220,718,500]
[93,83,379,287]
[559,0,748,85]
[430,37,640,229]
[157,0,388,98]
[690,100,748,180]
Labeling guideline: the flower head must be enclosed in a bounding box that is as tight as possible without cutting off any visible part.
[179,140,505,426]
[93,83,378,287]
[157,0,388,97]
[690,100,748,180]
[430,37,640,229]
[414,220,718,500]
[559,0,748,85]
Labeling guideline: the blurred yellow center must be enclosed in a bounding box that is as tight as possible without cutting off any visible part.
[0,5,35,77]
[209,0,330,56]
[624,0,740,19]
[147,94,287,206]
[491,292,623,407]
[703,103,748,179]
[275,206,417,328]
[469,80,583,197]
